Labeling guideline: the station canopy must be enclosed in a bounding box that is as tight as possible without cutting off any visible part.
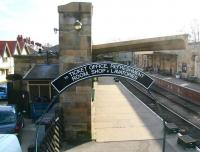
[92,34,187,56]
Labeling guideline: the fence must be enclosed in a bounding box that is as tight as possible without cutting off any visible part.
[28,103,64,152]
[37,109,64,152]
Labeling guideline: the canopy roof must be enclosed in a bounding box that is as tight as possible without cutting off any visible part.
[23,64,59,80]
[92,34,187,56]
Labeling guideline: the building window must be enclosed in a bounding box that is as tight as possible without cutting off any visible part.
[2,57,7,62]
[40,85,50,98]
[29,85,39,101]
[5,69,8,76]
[29,82,51,102]
[0,70,6,75]
[182,63,187,73]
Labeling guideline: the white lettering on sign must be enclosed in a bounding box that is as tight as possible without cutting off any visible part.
[89,63,109,75]
[51,62,154,93]
[71,72,89,81]
[89,63,108,70]
[91,68,106,75]
[110,63,144,79]
[64,66,89,81]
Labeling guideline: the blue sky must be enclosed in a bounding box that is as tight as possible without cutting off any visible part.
[1,0,200,45]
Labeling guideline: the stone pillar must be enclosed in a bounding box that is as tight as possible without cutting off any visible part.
[58,2,92,140]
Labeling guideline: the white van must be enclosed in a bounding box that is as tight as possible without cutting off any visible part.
[0,134,22,152]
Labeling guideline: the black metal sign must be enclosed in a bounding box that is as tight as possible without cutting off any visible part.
[51,62,154,93]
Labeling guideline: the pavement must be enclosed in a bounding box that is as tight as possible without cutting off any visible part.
[63,77,198,152]
[21,118,36,152]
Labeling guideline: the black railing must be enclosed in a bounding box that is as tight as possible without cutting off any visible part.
[28,96,65,152]
[37,108,64,152]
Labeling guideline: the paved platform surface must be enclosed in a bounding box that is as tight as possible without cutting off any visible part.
[92,77,162,142]
[151,73,200,92]
[64,77,198,152]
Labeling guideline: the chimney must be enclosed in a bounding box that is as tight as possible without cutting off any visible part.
[17,35,24,42]
[28,37,31,44]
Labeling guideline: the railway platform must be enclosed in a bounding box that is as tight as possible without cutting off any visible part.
[64,77,197,152]
[151,74,200,106]
[151,73,200,92]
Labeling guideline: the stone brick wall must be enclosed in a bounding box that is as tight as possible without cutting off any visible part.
[14,55,58,76]
[133,42,200,82]
[58,2,92,140]
[156,43,200,81]
[14,55,58,90]
[177,43,200,81]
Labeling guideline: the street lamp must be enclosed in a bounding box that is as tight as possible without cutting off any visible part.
[54,19,82,34]
[74,20,82,31]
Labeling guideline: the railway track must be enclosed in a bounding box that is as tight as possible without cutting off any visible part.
[120,78,200,145]
[151,85,200,116]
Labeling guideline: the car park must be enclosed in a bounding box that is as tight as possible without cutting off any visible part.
[0,105,24,139]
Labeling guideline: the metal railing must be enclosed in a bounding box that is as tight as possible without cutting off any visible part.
[37,109,64,152]
[28,95,65,152]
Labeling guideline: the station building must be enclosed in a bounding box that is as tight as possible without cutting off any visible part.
[10,2,188,141]
[113,40,200,83]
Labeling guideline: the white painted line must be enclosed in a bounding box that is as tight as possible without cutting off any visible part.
[120,81,163,121]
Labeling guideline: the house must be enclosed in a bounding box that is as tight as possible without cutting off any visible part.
[0,35,46,83]
[0,39,30,83]
[23,64,59,102]
[17,35,30,55]
[14,50,58,103]
[0,42,11,82]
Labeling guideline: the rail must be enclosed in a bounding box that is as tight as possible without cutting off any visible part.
[120,78,200,149]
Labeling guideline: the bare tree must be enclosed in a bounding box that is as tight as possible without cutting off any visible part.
[189,19,200,43]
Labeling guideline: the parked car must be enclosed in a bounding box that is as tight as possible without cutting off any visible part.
[0,134,22,152]
[0,86,7,100]
[0,91,7,100]
[0,105,24,139]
